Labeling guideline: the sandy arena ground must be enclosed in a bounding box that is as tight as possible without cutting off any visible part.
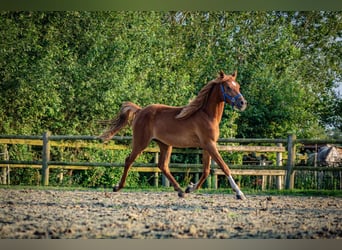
[0,188,341,239]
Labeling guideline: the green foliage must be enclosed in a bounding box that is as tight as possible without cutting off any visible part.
[79,167,139,188]
[1,11,340,138]
[9,168,41,186]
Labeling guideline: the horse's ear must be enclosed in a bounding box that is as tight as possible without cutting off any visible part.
[232,70,237,80]
[219,70,225,79]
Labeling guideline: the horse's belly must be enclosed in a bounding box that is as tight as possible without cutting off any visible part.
[153,129,201,148]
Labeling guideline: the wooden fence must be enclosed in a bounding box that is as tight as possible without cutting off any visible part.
[0,132,341,190]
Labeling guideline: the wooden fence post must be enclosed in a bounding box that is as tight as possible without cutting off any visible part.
[159,151,169,187]
[1,144,9,184]
[41,131,51,186]
[285,134,296,189]
[194,154,200,184]
[153,152,159,188]
[211,169,218,189]
[276,143,283,190]
[210,158,217,189]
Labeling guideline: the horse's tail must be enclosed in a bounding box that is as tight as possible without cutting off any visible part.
[98,102,141,143]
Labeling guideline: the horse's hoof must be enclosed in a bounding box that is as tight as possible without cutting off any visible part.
[236,194,246,200]
[178,191,185,198]
[113,186,120,192]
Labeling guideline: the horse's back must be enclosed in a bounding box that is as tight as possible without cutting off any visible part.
[137,104,182,119]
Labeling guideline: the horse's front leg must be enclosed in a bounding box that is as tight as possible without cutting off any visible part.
[186,150,211,193]
[227,175,245,200]
[204,142,246,200]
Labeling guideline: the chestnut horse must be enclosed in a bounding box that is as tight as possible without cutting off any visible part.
[99,70,247,199]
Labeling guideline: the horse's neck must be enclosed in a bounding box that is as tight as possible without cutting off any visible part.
[203,88,225,124]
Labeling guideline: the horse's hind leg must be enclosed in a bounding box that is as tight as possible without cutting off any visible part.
[113,151,138,192]
[113,139,150,192]
[156,141,185,198]
[185,150,211,193]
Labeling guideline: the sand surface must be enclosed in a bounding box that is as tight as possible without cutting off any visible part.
[0,189,341,239]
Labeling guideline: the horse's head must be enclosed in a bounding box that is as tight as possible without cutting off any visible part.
[218,70,247,111]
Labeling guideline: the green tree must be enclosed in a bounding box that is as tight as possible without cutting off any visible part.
[1,11,340,138]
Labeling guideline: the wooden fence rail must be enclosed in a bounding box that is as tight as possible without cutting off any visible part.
[0,132,341,190]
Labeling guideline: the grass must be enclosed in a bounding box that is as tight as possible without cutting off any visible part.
[1,184,342,197]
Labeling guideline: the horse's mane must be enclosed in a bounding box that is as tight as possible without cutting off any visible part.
[175,79,219,120]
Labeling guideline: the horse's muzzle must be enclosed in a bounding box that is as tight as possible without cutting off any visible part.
[235,98,247,111]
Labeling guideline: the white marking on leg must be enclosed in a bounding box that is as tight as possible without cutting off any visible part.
[228,175,246,199]
[113,183,120,191]
[187,182,197,192]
